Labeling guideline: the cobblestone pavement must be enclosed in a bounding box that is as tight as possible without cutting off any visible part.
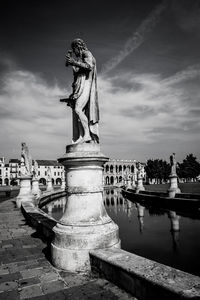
[0,198,135,299]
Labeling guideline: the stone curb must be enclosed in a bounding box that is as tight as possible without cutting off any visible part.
[90,248,200,300]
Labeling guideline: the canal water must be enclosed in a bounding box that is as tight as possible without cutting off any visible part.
[42,188,200,277]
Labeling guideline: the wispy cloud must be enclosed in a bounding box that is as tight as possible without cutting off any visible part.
[101,0,168,74]
[161,65,200,86]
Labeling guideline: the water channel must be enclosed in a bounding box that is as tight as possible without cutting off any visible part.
[42,188,200,277]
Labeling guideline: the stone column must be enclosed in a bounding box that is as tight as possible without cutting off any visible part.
[136,176,145,193]
[51,143,120,272]
[16,176,34,208]
[168,153,181,198]
[168,174,181,198]
[46,178,53,192]
[61,173,66,190]
[32,178,41,198]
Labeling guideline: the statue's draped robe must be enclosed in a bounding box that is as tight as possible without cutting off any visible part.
[71,50,99,143]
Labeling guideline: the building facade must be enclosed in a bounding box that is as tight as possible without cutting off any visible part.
[0,158,146,187]
[0,157,10,186]
[0,159,64,186]
[103,159,146,186]
[37,160,64,186]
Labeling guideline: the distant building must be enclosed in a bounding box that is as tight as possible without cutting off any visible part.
[0,157,5,185]
[9,159,20,185]
[0,157,146,187]
[0,158,64,186]
[104,159,146,186]
[36,160,64,186]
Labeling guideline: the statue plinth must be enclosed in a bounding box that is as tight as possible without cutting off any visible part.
[168,173,181,198]
[46,179,53,192]
[51,143,120,272]
[16,175,34,208]
[61,179,66,190]
[136,176,145,194]
[32,178,41,198]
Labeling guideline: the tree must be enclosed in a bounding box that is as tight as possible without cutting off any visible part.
[177,154,200,181]
[145,159,171,184]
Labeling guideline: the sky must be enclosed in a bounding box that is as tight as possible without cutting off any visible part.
[0,0,200,162]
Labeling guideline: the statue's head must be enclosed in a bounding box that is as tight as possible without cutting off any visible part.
[71,38,87,56]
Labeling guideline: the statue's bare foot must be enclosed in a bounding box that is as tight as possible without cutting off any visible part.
[82,135,92,143]
[74,136,83,144]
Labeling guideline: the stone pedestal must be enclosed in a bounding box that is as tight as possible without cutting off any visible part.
[16,176,34,208]
[61,179,66,190]
[32,178,41,198]
[46,179,53,192]
[136,177,145,194]
[168,174,181,198]
[51,143,120,272]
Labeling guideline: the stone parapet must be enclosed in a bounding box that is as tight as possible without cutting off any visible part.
[90,248,200,300]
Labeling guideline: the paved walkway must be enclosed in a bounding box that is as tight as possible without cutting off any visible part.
[0,198,135,299]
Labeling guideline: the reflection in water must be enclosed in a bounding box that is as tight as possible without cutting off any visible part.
[136,203,145,233]
[42,188,200,276]
[168,211,180,252]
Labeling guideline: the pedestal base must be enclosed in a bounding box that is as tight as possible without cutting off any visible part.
[61,180,66,190]
[168,174,181,198]
[51,221,120,272]
[16,176,34,208]
[32,179,41,198]
[136,178,145,194]
[46,180,53,192]
[51,143,120,272]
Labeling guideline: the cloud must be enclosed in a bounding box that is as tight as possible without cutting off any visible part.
[0,60,71,159]
[98,66,200,159]
[161,65,200,86]
[101,0,168,74]
[0,57,200,161]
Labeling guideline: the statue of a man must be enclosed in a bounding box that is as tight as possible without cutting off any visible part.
[170,153,177,175]
[33,160,38,179]
[21,142,32,176]
[47,167,52,181]
[137,163,143,180]
[63,38,99,144]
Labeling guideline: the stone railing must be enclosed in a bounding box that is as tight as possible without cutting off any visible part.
[21,189,66,241]
[90,248,200,300]
[38,189,67,208]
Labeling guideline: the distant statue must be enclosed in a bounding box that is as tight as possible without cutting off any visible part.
[170,153,177,175]
[33,160,38,179]
[21,142,32,176]
[61,170,65,181]
[137,163,143,180]
[47,167,52,181]
[60,38,99,144]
